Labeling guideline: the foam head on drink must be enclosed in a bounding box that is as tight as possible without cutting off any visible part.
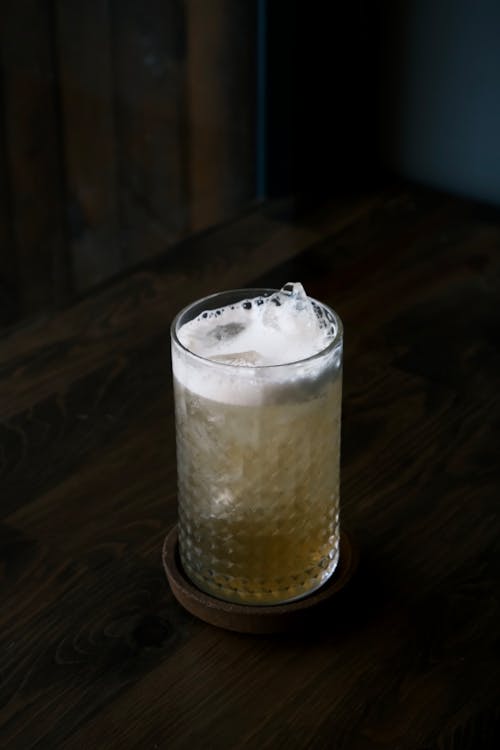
[172,283,342,604]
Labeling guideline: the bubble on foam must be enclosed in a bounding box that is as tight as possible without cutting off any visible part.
[177,282,336,367]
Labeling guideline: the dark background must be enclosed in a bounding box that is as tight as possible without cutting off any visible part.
[266,0,500,202]
[265,1,381,198]
[1,0,499,329]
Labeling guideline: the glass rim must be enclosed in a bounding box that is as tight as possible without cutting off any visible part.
[171,287,343,371]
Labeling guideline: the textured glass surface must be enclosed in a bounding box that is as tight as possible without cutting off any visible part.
[175,379,341,604]
[172,289,343,605]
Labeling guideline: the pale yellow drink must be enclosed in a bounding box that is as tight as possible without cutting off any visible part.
[171,285,343,605]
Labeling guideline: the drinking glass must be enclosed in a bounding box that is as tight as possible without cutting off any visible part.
[171,289,343,605]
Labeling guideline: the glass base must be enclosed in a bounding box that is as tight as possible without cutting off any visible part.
[182,544,340,606]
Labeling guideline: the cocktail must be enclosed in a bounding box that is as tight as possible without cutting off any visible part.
[171,283,343,605]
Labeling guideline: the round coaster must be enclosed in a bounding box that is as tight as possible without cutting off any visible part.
[162,526,359,634]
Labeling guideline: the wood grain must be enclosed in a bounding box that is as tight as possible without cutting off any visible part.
[1,186,499,749]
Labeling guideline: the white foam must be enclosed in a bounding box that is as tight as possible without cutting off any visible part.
[177,283,333,365]
[172,283,341,405]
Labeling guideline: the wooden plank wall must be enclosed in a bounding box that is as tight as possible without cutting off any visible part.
[57,0,121,292]
[0,0,256,326]
[186,0,257,231]
[1,1,69,321]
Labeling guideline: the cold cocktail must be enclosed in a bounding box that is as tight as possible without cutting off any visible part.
[171,283,343,605]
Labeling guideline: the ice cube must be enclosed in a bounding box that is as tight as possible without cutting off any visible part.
[210,350,265,366]
[272,281,323,337]
[281,281,308,306]
[209,322,246,342]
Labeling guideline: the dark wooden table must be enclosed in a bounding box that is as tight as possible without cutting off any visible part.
[1,186,499,749]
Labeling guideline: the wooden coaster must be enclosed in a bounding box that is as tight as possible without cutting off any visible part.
[162,526,359,634]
